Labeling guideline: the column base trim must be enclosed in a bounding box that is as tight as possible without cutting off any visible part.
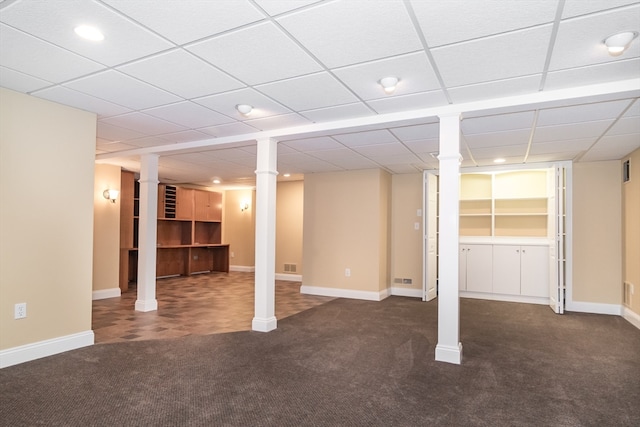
[435,342,463,365]
[135,299,158,312]
[252,316,277,332]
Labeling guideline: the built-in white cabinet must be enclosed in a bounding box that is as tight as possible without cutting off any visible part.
[459,244,493,292]
[492,245,549,297]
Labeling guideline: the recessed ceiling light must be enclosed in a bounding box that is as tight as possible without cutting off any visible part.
[283,173,291,178]
[236,104,253,116]
[378,76,399,94]
[494,158,506,164]
[74,25,104,41]
[212,179,221,184]
[604,31,637,55]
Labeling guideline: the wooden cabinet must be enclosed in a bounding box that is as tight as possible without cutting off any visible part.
[459,244,493,292]
[119,178,228,290]
[460,170,550,238]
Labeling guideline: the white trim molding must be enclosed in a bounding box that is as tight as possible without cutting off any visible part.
[300,285,390,301]
[460,291,549,306]
[390,287,423,298]
[0,331,94,368]
[622,307,640,330]
[92,287,121,300]
[565,301,622,315]
[230,265,255,272]
[275,273,302,282]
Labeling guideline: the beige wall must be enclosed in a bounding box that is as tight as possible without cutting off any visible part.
[93,164,121,293]
[223,188,256,268]
[572,161,622,305]
[623,148,640,316]
[390,173,423,291]
[302,169,390,293]
[0,89,96,350]
[276,180,304,275]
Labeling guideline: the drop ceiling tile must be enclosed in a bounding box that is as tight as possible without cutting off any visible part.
[278,0,422,68]
[367,91,448,114]
[537,100,630,126]
[581,134,640,160]
[0,66,52,92]
[300,103,374,123]
[254,0,323,16]
[95,140,138,152]
[544,58,640,90]
[187,22,322,85]
[448,75,542,104]
[333,52,441,100]
[527,152,581,163]
[410,0,558,47]
[470,144,528,159]
[464,129,531,148]
[333,129,398,147]
[624,99,640,117]
[103,0,265,44]
[1,0,173,66]
[404,138,440,155]
[562,0,638,18]
[97,121,145,141]
[369,153,423,166]
[529,138,594,154]
[101,112,187,135]
[118,50,244,99]
[198,122,261,138]
[143,102,234,129]
[353,142,412,158]
[32,86,131,118]
[0,24,103,82]
[244,113,311,131]
[126,136,176,148]
[282,136,344,152]
[390,123,440,141]
[256,72,359,111]
[607,116,640,135]
[157,130,212,144]
[432,25,553,87]
[200,148,256,161]
[307,149,380,169]
[533,119,614,142]
[64,70,181,110]
[385,164,424,174]
[549,6,640,71]
[194,87,291,119]
[462,111,535,134]
[472,156,525,166]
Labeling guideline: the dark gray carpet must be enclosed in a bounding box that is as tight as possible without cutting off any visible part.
[1,297,639,426]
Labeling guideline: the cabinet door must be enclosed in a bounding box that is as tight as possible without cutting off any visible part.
[493,245,521,295]
[176,188,194,219]
[193,190,209,221]
[465,244,493,293]
[521,245,549,297]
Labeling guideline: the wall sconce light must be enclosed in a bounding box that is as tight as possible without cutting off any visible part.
[103,189,119,203]
[604,31,638,55]
[240,200,250,211]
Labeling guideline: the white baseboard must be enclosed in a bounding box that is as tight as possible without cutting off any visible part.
[300,285,389,301]
[390,287,423,298]
[435,342,463,365]
[622,306,640,330]
[275,273,302,282]
[0,330,94,369]
[565,301,622,315]
[460,291,548,306]
[230,265,255,272]
[92,287,121,300]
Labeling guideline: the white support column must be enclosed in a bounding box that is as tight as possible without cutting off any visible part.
[135,154,159,312]
[252,138,278,332]
[435,113,463,364]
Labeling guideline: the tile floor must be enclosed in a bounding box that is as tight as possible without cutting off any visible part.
[92,271,335,344]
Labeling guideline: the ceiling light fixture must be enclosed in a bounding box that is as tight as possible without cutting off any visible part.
[212,179,221,184]
[379,76,399,94]
[494,158,506,164]
[74,25,104,41]
[236,104,253,116]
[604,31,637,55]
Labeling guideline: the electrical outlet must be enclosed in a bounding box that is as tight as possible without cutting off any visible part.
[231,251,235,258]
[14,303,27,319]
[345,268,351,277]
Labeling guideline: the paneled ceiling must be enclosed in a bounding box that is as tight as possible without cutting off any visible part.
[1,0,639,187]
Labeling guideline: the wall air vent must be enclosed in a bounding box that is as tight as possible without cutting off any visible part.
[284,263,297,273]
